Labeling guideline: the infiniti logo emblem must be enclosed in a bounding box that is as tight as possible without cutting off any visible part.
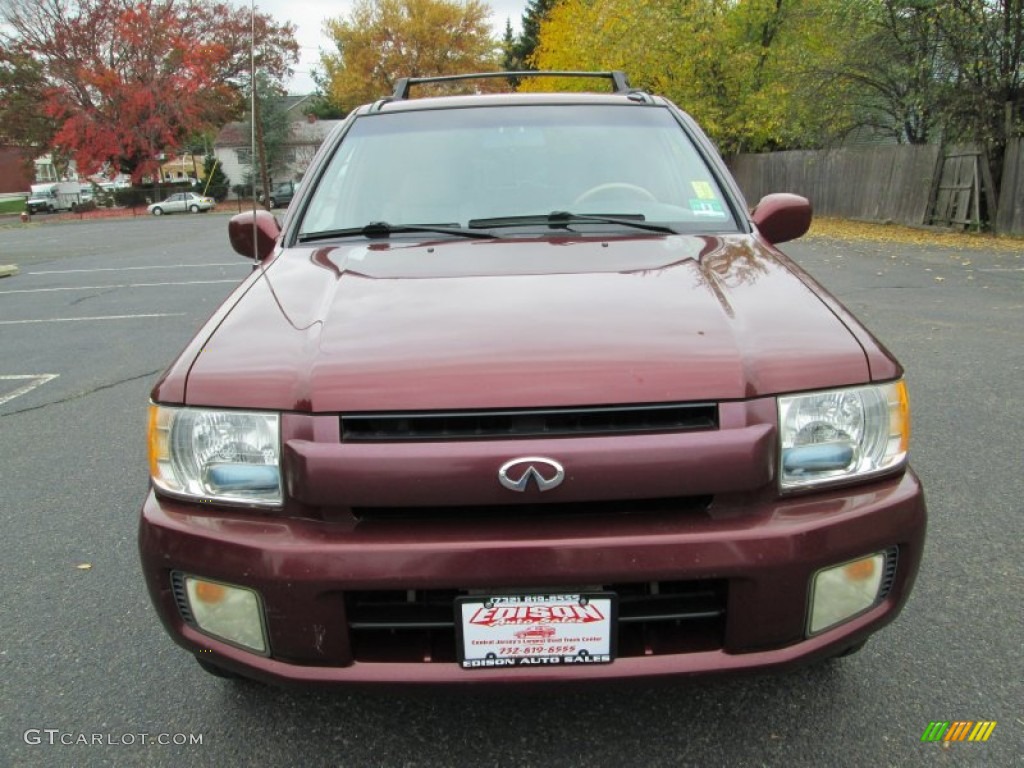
[498,457,565,492]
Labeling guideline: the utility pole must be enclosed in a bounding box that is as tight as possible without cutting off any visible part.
[253,82,272,209]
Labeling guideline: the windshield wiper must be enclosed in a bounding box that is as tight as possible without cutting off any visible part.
[468,211,678,235]
[298,221,500,243]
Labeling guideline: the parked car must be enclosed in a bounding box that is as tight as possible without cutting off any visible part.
[147,192,215,216]
[140,71,926,686]
[257,181,299,209]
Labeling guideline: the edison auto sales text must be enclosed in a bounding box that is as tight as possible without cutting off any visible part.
[462,654,612,668]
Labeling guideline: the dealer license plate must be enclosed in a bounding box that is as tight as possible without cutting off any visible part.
[455,593,616,670]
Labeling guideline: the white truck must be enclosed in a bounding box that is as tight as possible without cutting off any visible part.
[26,182,84,214]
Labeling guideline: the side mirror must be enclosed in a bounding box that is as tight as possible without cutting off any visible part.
[228,210,281,261]
[751,193,812,245]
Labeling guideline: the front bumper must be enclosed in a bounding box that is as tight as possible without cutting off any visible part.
[139,471,925,686]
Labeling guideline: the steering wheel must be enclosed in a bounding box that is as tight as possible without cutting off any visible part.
[573,182,658,206]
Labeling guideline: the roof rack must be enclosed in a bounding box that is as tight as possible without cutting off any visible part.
[390,71,634,101]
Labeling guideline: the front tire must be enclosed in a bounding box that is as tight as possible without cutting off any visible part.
[189,204,199,213]
[831,639,868,659]
[195,657,243,680]
[152,207,163,216]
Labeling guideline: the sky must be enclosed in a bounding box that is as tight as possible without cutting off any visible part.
[248,0,530,95]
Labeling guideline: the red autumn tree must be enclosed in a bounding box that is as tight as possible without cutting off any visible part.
[1,0,298,180]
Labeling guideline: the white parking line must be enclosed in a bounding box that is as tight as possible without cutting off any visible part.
[0,279,240,294]
[0,313,185,325]
[0,374,59,405]
[29,263,246,275]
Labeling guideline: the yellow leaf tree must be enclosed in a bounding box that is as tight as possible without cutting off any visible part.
[533,0,859,154]
[321,0,499,112]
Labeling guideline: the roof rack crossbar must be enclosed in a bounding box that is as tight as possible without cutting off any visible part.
[390,71,633,101]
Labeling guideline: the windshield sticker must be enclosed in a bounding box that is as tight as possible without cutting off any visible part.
[689,198,727,217]
[691,181,716,200]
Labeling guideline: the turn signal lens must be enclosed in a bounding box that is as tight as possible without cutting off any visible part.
[194,580,227,604]
[843,558,876,582]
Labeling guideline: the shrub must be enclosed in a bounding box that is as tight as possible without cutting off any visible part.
[113,187,153,207]
[204,184,230,202]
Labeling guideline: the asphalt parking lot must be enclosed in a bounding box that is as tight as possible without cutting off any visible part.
[0,214,1021,766]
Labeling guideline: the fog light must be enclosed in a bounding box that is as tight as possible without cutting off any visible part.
[185,576,267,653]
[808,553,886,635]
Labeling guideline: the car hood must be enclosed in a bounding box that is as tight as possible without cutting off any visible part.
[167,235,892,412]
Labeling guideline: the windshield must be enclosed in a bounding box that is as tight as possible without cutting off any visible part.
[299,104,738,238]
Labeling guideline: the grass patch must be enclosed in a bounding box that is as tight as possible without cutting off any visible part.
[0,198,27,215]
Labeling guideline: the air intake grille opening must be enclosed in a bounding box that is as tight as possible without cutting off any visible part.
[341,402,718,442]
[170,571,196,626]
[346,580,727,663]
[879,546,899,598]
[352,495,712,523]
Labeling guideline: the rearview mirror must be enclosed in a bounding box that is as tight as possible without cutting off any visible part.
[228,210,281,261]
[751,193,812,245]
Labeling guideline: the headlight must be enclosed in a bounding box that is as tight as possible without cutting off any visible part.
[778,380,909,491]
[148,405,282,506]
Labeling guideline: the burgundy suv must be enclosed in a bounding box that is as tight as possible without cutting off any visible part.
[139,72,926,685]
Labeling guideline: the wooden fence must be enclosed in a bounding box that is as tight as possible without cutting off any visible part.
[996,138,1024,235]
[727,145,941,226]
[728,139,1024,236]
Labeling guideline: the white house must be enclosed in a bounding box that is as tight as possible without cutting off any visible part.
[213,96,342,196]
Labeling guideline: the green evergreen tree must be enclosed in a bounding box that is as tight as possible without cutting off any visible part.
[501,19,516,68]
[501,18,522,86]
[242,72,291,204]
[307,69,347,120]
[202,155,230,201]
[510,0,556,71]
